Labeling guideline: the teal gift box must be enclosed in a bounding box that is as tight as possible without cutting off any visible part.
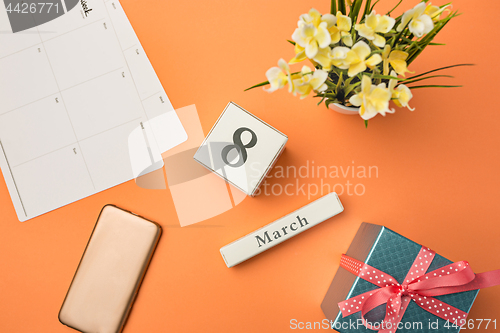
[321,223,479,332]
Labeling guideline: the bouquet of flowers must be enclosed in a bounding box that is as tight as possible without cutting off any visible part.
[248,0,468,125]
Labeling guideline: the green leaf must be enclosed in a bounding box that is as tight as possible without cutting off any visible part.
[344,75,355,86]
[325,98,338,108]
[387,0,404,16]
[287,40,296,46]
[396,35,417,44]
[401,75,453,85]
[344,81,361,96]
[322,93,341,98]
[336,72,344,90]
[369,0,381,13]
[244,81,270,91]
[325,80,337,89]
[317,96,327,105]
[407,85,462,89]
[350,0,364,23]
[406,64,474,80]
[362,0,371,19]
[331,0,337,14]
[364,120,369,128]
[338,0,346,15]
[246,70,306,91]
[392,20,410,48]
[371,74,405,81]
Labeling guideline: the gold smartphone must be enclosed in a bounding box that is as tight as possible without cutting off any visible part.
[59,205,162,333]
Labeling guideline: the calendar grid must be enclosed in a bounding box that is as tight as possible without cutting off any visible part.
[104,2,151,122]
[35,24,96,190]
[0,0,187,221]
[0,140,27,216]
[41,18,104,43]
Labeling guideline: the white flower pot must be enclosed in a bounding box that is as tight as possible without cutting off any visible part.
[328,103,359,115]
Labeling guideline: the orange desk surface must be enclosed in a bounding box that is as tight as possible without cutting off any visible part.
[1,0,499,332]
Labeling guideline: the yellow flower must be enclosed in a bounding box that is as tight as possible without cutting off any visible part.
[355,11,395,47]
[349,75,394,120]
[425,3,451,22]
[298,8,333,27]
[397,2,434,38]
[292,66,328,99]
[289,43,307,64]
[292,22,331,59]
[312,47,333,70]
[292,9,332,59]
[382,45,411,76]
[330,46,351,69]
[389,71,414,110]
[297,8,351,45]
[332,41,382,77]
[328,11,353,46]
[264,59,293,93]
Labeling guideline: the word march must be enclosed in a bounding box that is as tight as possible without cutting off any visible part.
[255,216,309,247]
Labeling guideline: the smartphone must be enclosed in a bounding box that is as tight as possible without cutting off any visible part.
[59,205,162,333]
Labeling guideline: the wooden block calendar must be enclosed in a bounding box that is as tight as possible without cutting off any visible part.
[0,0,187,221]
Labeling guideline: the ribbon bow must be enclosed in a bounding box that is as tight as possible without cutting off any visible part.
[338,247,500,332]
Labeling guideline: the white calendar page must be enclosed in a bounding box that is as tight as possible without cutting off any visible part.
[0,0,188,221]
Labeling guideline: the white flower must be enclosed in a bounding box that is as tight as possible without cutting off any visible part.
[264,59,293,93]
[355,11,395,47]
[292,9,332,59]
[329,11,353,46]
[382,45,411,76]
[389,71,414,110]
[397,2,434,38]
[425,3,451,22]
[293,66,328,99]
[350,75,394,120]
[298,8,334,27]
[330,46,351,69]
[332,41,383,77]
[313,47,334,70]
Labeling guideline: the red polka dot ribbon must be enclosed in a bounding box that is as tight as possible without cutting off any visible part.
[337,246,500,332]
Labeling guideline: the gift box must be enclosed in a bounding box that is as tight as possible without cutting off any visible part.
[321,223,480,333]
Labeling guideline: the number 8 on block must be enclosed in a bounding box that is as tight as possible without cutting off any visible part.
[221,127,258,167]
[194,102,288,196]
